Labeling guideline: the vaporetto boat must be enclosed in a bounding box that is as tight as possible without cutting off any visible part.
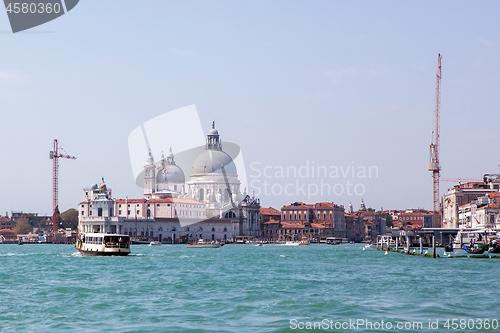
[75,233,131,256]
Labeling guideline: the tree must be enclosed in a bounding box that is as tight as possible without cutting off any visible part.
[60,208,79,230]
[378,212,394,227]
[38,219,48,232]
[13,216,33,235]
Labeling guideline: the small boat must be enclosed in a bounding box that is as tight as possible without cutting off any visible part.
[256,242,263,246]
[186,239,221,248]
[284,241,299,246]
[462,244,486,255]
[75,233,131,256]
[299,237,310,246]
[149,241,162,246]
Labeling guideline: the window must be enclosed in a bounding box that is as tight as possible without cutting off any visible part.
[136,210,140,215]
[128,210,131,215]
[81,211,84,216]
[157,204,160,207]
[118,210,122,215]
[98,208,102,217]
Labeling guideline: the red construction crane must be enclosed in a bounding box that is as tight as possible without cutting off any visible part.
[50,139,76,234]
[426,54,442,228]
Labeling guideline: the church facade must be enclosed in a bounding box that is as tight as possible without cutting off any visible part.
[78,123,261,242]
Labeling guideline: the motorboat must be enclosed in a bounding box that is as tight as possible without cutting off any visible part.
[299,237,310,245]
[186,239,221,248]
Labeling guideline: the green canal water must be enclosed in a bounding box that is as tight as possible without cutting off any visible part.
[0,243,499,332]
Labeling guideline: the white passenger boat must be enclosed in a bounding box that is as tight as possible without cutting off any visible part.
[149,241,162,246]
[75,233,131,256]
[186,239,221,248]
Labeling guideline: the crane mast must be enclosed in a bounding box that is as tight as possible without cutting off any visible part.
[427,54,442,228]
[50,139,76,234]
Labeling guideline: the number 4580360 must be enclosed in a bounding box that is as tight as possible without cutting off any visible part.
[5,2,61,14]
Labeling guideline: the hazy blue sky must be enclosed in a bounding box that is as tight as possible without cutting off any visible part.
[1,1,499,215]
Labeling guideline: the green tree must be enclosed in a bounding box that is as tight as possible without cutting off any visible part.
[38,218,48,232]
[13,216,33,235]
[60,208,79,230]
[378,212,394,227]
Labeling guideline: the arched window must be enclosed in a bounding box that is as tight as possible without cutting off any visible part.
[228,211,236,218]
[199,188,205,201]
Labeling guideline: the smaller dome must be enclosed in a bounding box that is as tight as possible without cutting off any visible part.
[208,128,219,135]
[99,183,107,191]
[91,183,98,190]
[156,164,185,183]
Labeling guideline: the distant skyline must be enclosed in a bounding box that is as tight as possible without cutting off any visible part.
[1,1,500,215]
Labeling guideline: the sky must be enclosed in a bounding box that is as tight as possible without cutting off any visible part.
[1,0,500,216]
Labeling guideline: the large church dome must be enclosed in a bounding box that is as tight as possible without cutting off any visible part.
[190,122,237,176]
[191,149,237,175]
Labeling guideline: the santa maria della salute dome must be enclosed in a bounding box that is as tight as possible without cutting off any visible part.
[143,122,257,218]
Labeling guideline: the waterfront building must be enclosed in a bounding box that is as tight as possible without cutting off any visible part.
[442,180,500,228]
[457,192,500,228]
[268,202,346,242]
[0,216,15,230]
[260,207,281,236]
[79,123,260,242]
[392,209,432,230]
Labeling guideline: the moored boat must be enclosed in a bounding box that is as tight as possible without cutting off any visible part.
[186,239,221,248]
[299,237,310,245]
[75,233,131,256]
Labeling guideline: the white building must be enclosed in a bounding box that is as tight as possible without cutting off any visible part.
[79,123,261,242]
[442,179,500,228]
